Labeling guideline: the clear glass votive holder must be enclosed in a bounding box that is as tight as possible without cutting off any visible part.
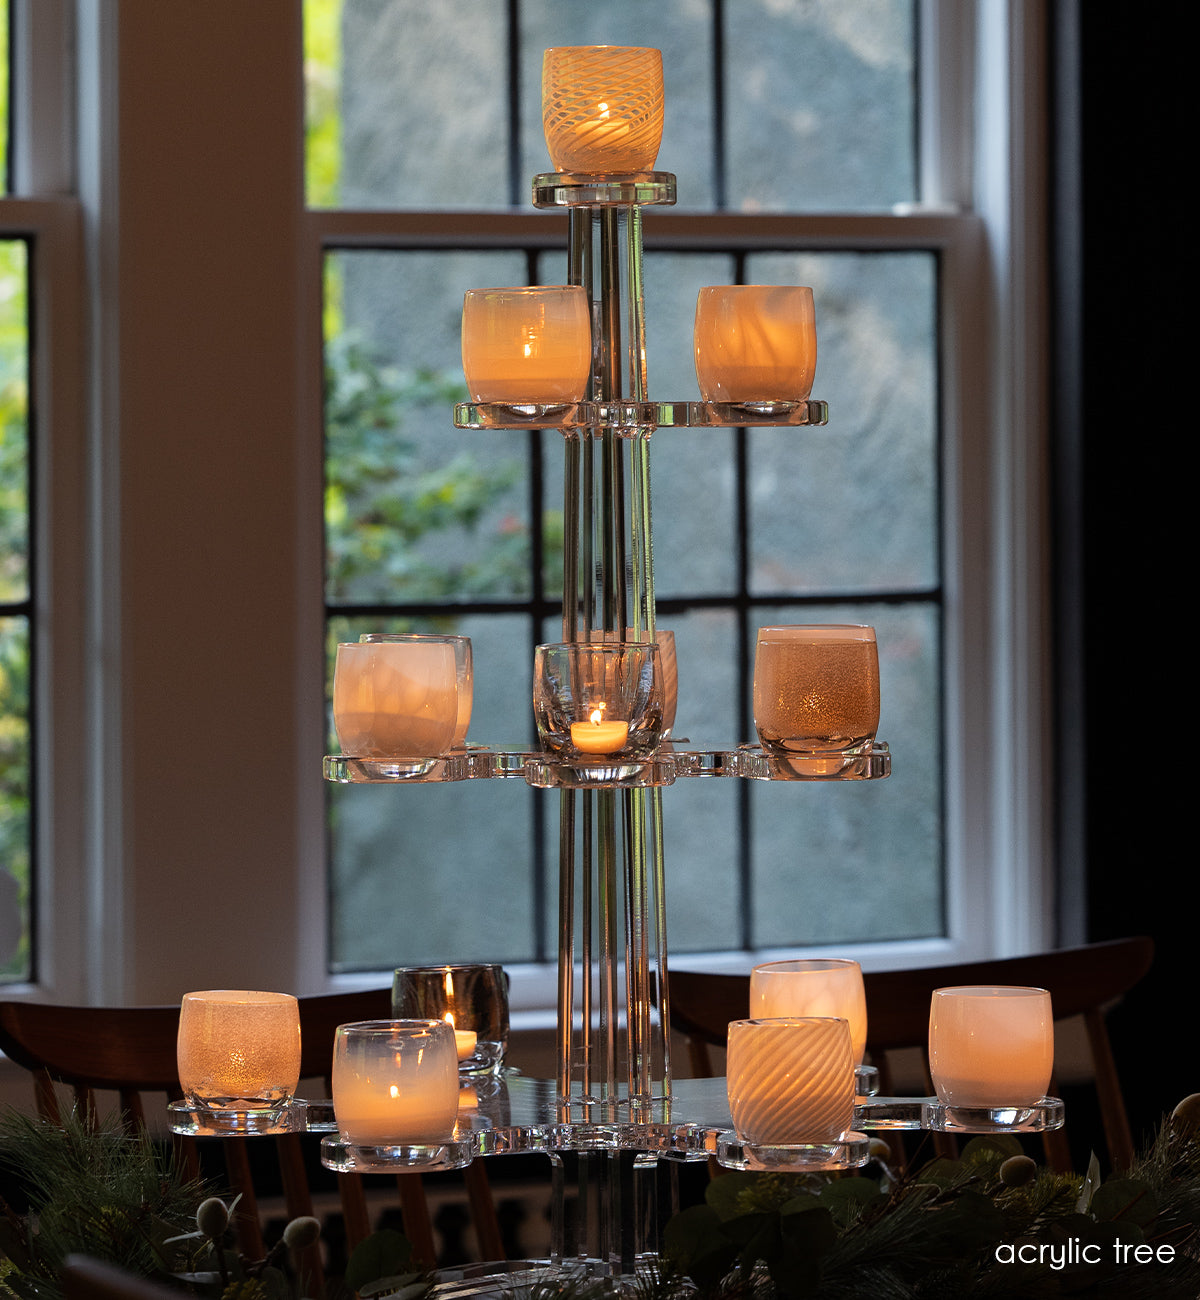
[461,286,592,406]
[726,1017,855,1146]
[360,633,473,748]
[750,958,868,1068]
[333,638,459,758]
[753,624,880,775]
[694,285,816,409]
[533,641,664,760]
[391,964,509,1077]
[331,1019,460,1146]
[542,46,665,174]
[176,990,301,1134]
[928,985,1054,1116]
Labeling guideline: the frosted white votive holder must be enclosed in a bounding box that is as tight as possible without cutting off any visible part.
[332,1019,460,1147]
[176,990,301,1134]
[360,633,473,748]
[751,958,868,1068]
[333,638,459,758]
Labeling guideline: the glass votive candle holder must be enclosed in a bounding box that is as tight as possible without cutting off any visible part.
[750,958,868,1067]
[928,985,1054,1112]
[333,638,459,758]
[726,1017,855,1146]
[533,641,664,760]
[461,286,592,406]
[176,990,301,1133]
[694,285,816,408]
[360,633,473,748]
[331,1019,460,1146]
[542,45,665,174]
[753,624,880,774]
[392,964,509,1077]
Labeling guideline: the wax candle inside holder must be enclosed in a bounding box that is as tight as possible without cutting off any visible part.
[726,1017,858,1162]
[694,285,816,412]
[360,633,473,748]
[461,286,592,407]
[753,624,880,775]
[333,638,459,759]
[928,985,1054,1126]
[176,990,301,1134]
[542,46,665,174]
[392,964,510,1077]
[533,641,664,762]
[331,1019,460,1147]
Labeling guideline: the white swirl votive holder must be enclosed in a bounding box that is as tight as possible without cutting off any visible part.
[721,1017,868,1172]
[176,990,301,1135]
[392,964,509,1078]
[926,985,1062,1132]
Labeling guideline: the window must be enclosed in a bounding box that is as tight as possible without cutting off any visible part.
[309,0,1049,992]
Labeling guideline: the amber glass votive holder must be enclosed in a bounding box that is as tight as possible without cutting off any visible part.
[176,990,301,1133]
[753,624,880,774]
[533,641,664,760]
[542,45,665,174]
[694,285,816,409]
[461,286,592,406]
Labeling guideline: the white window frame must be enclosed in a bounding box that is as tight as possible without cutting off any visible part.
[2,0,1052,1031]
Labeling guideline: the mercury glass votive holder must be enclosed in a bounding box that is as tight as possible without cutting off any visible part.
[333,638,459,758]
[694,285,816,408]
[533,641,664,760]
[726,1017,855,1146]
[750,958,868,1067]
[360,633,473,748]
[928,985,1054,1112]
[461,286,592,406]
[753,624,880,774]
[392,964,510,1077]
[331,1019,460,1146]
[176,990,301,1133]
[542,45,665,174]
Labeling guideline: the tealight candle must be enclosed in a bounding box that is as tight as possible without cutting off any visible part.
[928,985,1053,1110]
[726,1017,855,1146]
[453,1027,477,1061]
[177,990,301,1130]
[461,286,591,405]
[750,958,868,1066]
[332,1019,459,1145]
[694,285,816,405]
[570,706,629,754]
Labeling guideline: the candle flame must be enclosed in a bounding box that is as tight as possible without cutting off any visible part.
[389,1083,400,1099]
[589,702,607,726]
[443,1010,456,1030]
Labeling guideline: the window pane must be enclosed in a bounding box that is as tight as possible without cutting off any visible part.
[0,0,9,194]
[748,600,943,946]
[324,250,531,606]
[726,0,917,211]
[748,251,937,594]
[0,239,28,603]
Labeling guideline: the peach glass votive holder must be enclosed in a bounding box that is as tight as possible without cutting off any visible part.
[333,638,458,758]
[533,641,664,760]
[753,624,880,774]
[177,990,301,1132]
[542,46,665,174]
[694,285,816,406]
[928,985,1054,1111]
[750,958,868,1067]
[461,286,592,406]
[726,1017,855,1146]
[360,633,473,748]
[331,1019,460,1146]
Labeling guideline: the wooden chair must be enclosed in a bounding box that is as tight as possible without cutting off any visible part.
[61,1255,188,1300]
[664,935,1155,1173]
[0,990,504,1273]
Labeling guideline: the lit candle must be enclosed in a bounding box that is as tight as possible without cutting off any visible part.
[750,959,868,1066]
[442,1012,477,1061]
[694,285,817,404]
[928,986,1053,1109]
[461,286,591,405]
[726,1017,854,1145]
[570,704,629,754]
[332,1020,459,1145]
